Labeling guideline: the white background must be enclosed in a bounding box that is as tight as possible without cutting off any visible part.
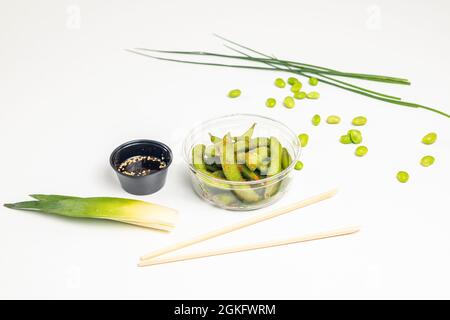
[1,0,449,299]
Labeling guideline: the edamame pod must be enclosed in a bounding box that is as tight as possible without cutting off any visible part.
[192,144,208,173]
[267,137,282,176]
[238,164,260,181]
[245,148,259,171]
[238,123,256,141]
[219,134,260,203]
[281,147,292,170]
[205,163,220,172]
[209,133,223,144]
[264,137,283,198]
[246,146,270,174]
[211,170,226,179]
[211,193,239,206]
[210,123,256,145]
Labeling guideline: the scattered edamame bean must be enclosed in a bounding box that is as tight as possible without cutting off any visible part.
[288,77,298,85]
[228,89,241,98]
[312,114,321,126]
[339,134,352,144]
[294,160,304,170]
[420,155,435,167]
[266,98,276,108]
[298,133,309,148]
[306,91,320,99]
[283,96,295,109]
[326,115,341,124]
[309,77,318,86]
[275,78,286,88]
[294,92,306,100]
[422,132,437,145]
[352,116,367,126]
[355,146,368,157]
[396,171,409,183]
[290,82,302,93]
[348,129,362,144]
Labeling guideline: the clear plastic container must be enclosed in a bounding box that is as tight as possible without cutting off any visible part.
[183,114,301,211]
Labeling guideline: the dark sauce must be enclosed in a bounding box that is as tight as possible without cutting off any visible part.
[117,155,167,177]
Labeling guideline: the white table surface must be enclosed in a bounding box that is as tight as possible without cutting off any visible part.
[1,0,449,299]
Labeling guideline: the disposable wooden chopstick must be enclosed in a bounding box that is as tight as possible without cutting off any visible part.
[140,188,338,261]
[138,226,359,267]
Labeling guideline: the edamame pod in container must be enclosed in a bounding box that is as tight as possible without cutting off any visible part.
[219,134,260,203]
[192,144,208,173]
[281,147,292,170]
[264,137,283,199]
[238,164,260,181]
[183,114,300,210]
[246,146,270,173]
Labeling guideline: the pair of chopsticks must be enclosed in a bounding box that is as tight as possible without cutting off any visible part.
[138,189,359,267]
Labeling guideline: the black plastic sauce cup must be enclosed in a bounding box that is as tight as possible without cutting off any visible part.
[110,139,173,195]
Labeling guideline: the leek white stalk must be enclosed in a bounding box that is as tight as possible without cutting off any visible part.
[4,195,178,232]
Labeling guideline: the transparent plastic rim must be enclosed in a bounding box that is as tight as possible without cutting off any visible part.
[182,113,301,186]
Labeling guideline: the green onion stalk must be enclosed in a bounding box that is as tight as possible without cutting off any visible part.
[127,35,449,118]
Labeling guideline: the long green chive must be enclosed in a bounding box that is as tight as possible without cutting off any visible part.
[128,36,449,118]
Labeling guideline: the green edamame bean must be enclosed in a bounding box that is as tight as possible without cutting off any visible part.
[306,91,320,99]
[355,146,368,157]
[266,98,276,108]
[312,114,321,126]
[348,129,362,144]
[228,89,241,98]
[422,132,437,145]
[298,133,309,148]
[294,161,303,171]
[294,91,306,100]
[309,77,318,86]
[396,171,409,183]
[287,77,298,85]
[326,115,341,124]
[283,96,295,109]
[275,78,286,88]
[420,155,435,167]
[339,134,352,144]
[290,82,302,93]
[352,116,367,126]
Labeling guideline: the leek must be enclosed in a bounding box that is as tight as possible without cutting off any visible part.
[4,195,178,232]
